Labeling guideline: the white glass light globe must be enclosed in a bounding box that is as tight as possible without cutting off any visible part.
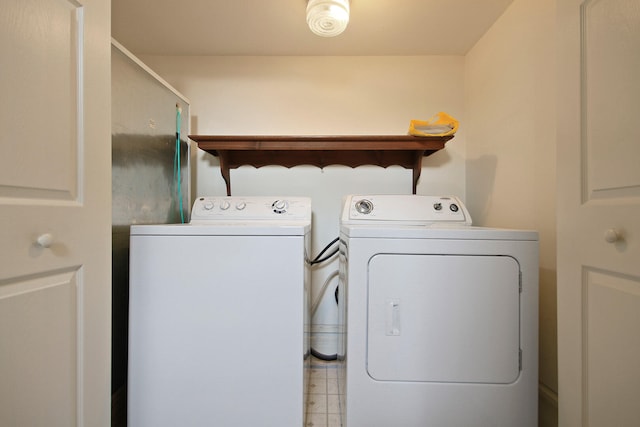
[306,0,350,37]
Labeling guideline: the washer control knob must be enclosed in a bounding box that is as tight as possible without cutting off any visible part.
[236,202,246,210]
[433,202,443,211]
[355,199,374,215]
[272,199,288,214]
[450,203,459,212]
[203,201,214,210]
[220,200,230,210]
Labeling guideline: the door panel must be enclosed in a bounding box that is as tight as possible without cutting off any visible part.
[585,269,640,426]
[0,270,79,426]
[582,0,640,200]
[0,0,80,201]
[367,254,521,383]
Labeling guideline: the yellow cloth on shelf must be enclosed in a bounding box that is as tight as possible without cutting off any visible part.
[409,112,459,137]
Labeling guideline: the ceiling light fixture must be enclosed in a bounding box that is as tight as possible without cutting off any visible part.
[306,0,350,37]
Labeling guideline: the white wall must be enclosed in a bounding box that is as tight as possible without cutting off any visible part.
[138,56,466,195]
[139,54,466,354]
[464,0,557,425]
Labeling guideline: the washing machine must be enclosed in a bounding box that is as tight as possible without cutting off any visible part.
[128,196,311,427]
[338,194,538,427]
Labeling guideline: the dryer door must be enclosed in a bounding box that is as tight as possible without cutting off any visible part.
[367,254,521,384]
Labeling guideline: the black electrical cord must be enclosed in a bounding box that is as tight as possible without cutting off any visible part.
[308,236,341,360]
[311,284,340,361]
[310,248,339,265]
[311,347,337,361]
[310,236,339,265]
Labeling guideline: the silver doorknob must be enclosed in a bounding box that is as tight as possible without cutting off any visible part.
[604,228,620,244]
[36,233,54,248]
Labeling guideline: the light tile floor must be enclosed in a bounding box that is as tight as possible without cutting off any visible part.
[306,357,342,427]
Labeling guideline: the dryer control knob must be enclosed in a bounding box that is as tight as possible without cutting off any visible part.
[433,202,443,211]
[355,199,374,215]
[220,200,231,210]
[203,201,214,210]
[236,202,246,210]
[450,203,459,212]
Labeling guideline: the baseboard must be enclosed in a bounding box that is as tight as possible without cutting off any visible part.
[539,382,558,427]
[539,382,558,408]
[111,385,127,427]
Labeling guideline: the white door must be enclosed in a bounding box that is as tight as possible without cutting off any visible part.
[367,254,521,383]
[0,0,111,425]
[557,0,640,425]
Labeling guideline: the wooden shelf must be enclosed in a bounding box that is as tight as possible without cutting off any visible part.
[189,135,454,195]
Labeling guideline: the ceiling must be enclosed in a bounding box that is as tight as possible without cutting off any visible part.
[112,0,515,57]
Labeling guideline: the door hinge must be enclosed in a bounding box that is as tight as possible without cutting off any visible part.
[519,348,523,371]
[519,270,523,293]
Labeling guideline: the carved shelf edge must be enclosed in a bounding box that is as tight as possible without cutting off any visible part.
[189,135,454,195]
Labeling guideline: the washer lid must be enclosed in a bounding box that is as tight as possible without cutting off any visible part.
[130,222,310,236]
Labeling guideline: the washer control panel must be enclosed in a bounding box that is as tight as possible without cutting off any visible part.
[342,195,472,225]
[190,196,311,222]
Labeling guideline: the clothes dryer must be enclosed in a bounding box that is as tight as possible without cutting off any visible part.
[338,194,538,427]
[128,196,311,427]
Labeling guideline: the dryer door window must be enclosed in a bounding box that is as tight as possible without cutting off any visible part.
[367,254,520,384]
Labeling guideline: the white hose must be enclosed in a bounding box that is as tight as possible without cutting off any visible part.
[311,269,339,316]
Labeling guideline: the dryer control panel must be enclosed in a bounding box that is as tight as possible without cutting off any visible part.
[342,195,472,225]
[190,196,311,222]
